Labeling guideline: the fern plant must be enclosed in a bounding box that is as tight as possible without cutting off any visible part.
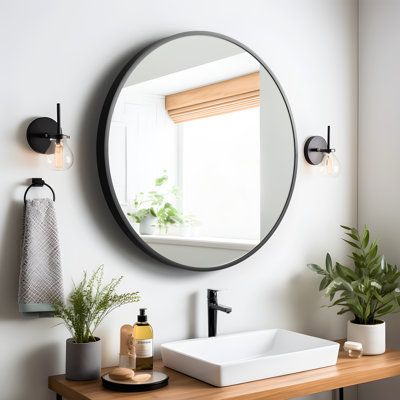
[53,266,140,343]
[308,225,400,324]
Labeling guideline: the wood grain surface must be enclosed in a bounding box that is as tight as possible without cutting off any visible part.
[49,345,400,400]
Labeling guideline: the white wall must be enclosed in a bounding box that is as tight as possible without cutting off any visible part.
[0,1,357,399]
[358,0,400,399]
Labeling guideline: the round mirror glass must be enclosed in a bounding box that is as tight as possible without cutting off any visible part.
[98,32,297,271]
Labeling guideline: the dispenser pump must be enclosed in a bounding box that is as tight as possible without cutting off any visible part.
[137,308,147,323]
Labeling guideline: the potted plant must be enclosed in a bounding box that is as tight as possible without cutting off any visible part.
[308,225,400,355]
[53,266,140,380]
[128,201,157,235]
[157,201,183,234]
[128,171,183,235]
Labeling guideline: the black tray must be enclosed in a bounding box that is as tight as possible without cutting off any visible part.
[102,371,169,392]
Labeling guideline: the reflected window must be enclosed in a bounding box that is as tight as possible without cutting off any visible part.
[178,108,260,241]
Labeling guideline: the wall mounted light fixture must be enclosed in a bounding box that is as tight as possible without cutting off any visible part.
[304,126,340,177]
[27,103,74,171]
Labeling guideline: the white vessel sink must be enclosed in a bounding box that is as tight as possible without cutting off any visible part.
[161,329,339,387]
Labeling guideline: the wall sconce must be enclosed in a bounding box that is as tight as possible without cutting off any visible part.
[27,103,74,171]
[304,126,340,177]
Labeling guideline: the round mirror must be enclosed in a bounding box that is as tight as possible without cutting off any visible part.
[97,32,297,271]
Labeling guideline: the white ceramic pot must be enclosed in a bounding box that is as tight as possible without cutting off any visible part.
[347,320,385,355]
[139,215,157,235]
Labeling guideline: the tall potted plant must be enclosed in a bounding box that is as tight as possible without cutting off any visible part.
[53,266,140,380]
[308,225,400,355]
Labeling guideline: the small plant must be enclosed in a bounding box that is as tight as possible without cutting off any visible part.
[53,266,140,343]
[157,201,183,232]
[308,225,400,325]
[128,204,157,225]
[127,171,183,232]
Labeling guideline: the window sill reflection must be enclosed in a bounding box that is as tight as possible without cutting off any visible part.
[140,234,258,251]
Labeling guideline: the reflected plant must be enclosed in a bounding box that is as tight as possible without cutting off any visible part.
[128,191,157,224]
[127,171,183,232]
[157,202,183,233]
[308,225,400,324]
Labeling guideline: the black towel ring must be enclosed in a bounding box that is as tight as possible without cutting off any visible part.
[24,178,56,204]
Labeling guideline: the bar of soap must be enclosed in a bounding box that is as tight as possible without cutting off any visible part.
[132,373,151,383]
[109,367,135,381]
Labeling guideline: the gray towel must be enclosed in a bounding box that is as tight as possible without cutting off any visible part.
[18,198,64,315]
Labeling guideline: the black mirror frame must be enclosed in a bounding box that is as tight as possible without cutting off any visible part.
[97,31,298,272]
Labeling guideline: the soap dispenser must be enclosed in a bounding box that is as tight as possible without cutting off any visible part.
[133,308,153,370]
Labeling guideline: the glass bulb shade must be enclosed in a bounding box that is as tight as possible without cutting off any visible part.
[319,152,340,177]
[45,138,74,171]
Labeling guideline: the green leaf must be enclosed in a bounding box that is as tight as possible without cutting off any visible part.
[336,263,358,281]
[330,295,351,307]
[307,264,326,275]
[340,225,352,230]
[319,276,331,291]
[343,239,361,249]
[367,243,378,261]
[382,282,399,295]
[155,172,168,186]
[364,303,371,321]
[370,280,382,290]
[376,304,394,317]
[326,253,333,274]
[381,256,386,270]
[324,280,337,297]
[362,228,370,249]
[345,232,359,241]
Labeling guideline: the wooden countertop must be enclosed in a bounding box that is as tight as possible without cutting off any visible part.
[48,346,400,400]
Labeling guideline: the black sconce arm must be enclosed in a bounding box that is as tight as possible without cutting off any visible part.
[28,132,70,140]
[26,103,71,153]
[308,126,335,154]
[304,126,336,165]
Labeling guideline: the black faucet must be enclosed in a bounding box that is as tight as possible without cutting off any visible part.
[208,289,232,337]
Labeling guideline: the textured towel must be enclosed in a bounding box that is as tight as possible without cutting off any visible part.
[18,198,64,315]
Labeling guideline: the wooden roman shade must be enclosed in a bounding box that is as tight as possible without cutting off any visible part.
[165,72,260,123]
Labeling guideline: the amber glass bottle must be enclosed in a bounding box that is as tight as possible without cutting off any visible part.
[133,308,153,370]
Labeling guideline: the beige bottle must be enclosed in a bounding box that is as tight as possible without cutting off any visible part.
[133,308,153,370]
[119,324,135,369]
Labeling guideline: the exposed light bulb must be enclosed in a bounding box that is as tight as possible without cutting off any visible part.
[45,139,74,170]
[54,142,64,169]
[319,152,340,177]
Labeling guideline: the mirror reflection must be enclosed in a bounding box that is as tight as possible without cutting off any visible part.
[107,35,296,269]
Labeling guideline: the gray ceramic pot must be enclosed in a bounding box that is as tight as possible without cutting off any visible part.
[66,337,101,380]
